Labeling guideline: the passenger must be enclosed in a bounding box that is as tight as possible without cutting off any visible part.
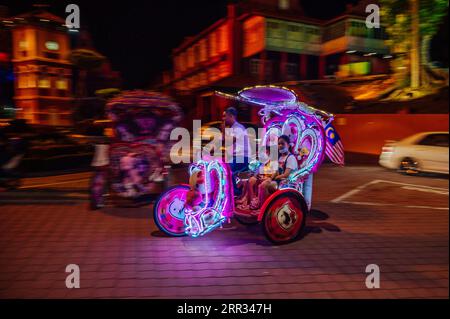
[237,145,277,210]
[256,135,298,208]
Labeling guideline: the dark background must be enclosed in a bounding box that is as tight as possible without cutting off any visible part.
[2,0,448,89]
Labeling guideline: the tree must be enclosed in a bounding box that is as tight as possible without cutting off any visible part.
[411,0,420,88]
[380,0,448,88]
[418,0,448,86]
[419,0,448,67]
[380,0,411,87]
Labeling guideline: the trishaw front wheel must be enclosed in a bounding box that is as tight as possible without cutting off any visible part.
[153,184,189,237]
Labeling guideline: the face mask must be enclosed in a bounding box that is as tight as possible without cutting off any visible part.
[279,146,288,154]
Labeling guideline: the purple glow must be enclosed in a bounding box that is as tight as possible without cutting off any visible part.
[238,85,298,106]
[154,86,338,238]
[184,157,233,237]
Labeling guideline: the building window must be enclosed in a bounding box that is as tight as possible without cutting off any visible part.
[209,32,217,57]
[45,41,60,51]
[19,40,27,50]
[187,47,194,68]
[194,44,200,65]
[218,25,228,53]
[199,39,207,62]
[28,74,36,88]
[249,59,272,78]
[287,25,300,33]
[38,77,51,88]
[18,74,28,88]
[286,62,298,79]
[18,40,28,58]
[348,20,367,37]
[267,21,283,39]
[45,52,60,59]
[279,0,290,10]
[249,59,260,76]
[323,21,346,41]
[372,26,387,40]
[56,78,68,90]
[267,21,280,30]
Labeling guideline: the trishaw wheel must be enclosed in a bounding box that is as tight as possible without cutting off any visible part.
[153,184,189,237]
[261,191,307,245]
[89,170,108,210]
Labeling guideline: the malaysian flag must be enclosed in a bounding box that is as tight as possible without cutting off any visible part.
[325,123,344,165]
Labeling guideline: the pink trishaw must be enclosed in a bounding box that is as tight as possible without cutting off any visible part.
[153,86,340,244]
[90,90,182,209]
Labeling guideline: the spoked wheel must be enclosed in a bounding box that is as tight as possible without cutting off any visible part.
[400,158,420,175]
[90,170,108,210]
[153,184,189,237]
[261,190,307,245]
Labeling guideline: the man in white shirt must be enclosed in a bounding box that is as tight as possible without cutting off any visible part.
[222,107,250,196]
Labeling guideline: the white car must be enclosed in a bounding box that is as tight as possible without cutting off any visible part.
[379,132,449,175]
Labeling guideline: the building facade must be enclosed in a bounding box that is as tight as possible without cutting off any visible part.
[0,6,14,110]
[9,10,74,126]
[2,7,122,126]
[161,0,390,122]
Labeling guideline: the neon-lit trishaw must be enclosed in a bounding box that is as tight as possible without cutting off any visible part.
[154,86,338,244]
[90,90,182,209]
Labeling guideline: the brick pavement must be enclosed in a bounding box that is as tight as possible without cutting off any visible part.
[0,199,447,298]
[0,166,448,298]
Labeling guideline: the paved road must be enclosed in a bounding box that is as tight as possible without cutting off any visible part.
[0,165,448,298]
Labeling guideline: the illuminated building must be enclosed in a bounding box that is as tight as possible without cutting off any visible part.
[160,0,390,122]
[10,9,73,125]
[0,6,14,109]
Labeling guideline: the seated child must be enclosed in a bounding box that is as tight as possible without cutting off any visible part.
[256,135,298,208]
[237,145,277,210]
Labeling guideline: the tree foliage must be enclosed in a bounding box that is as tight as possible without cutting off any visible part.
[380,0,448,88]
[419,0,448,37]
[381,0,448,38]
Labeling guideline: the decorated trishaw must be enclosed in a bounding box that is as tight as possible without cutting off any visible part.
[90,90,182,209]
[154,85,342,244]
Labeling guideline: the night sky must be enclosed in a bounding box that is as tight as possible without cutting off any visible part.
[3,0,448,89]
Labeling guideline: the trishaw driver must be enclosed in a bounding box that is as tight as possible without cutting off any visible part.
[222,107,250,196]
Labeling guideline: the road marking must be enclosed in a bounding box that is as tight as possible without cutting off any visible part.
[371,179,449,191]
[336,200,448,211]
[401,186,449,195]
[331,179,449,211]
[330,180,379,203]
[18,178,89,190]
[405,205,449,210]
